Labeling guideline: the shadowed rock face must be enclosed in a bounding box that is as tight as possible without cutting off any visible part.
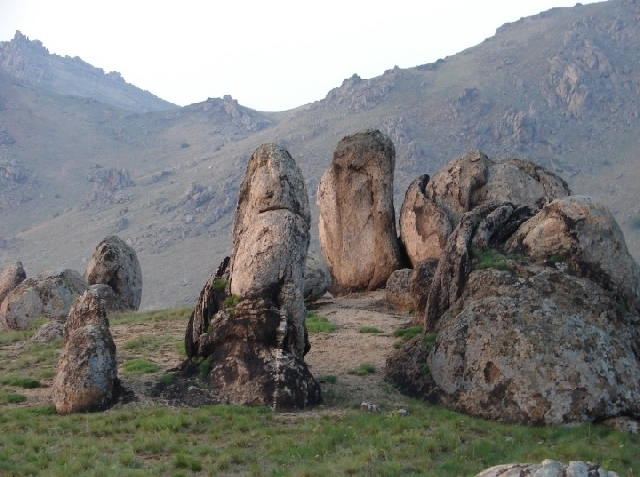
[53,289,118,414]
[317,129,404,295]
[186,144,320,409]
[85,235,142,310]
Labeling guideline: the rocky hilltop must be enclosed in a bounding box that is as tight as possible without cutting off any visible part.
[1,0,640,309]
[0,31,176,112]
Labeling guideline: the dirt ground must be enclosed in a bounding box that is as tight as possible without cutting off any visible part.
[6,290,415,412]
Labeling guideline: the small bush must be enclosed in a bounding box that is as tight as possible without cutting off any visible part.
[392,326,423,341]
[472,248,524,272]
[359,326,382,334]
[198,359,210,381]
[348,363,375,376]
[213,278,227,292]
[306,311,338,333]
[548,253,566,263]
[158,374,175,385]
[0,392,27,404]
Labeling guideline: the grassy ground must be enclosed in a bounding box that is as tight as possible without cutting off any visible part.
[0,307,639,476]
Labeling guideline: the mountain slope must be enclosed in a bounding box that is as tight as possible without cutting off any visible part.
[1,0,639,309]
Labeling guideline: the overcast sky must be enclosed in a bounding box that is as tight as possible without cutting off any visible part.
[1,0,602,112]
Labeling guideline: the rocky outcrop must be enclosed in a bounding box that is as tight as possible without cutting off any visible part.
[85,236,142,310]
[399,151,570,266]
[0,261,26,304]
[387,152,640,425]
[0,268,87,330]
[317,130,404,295]
[186,144,320,409]
[84,165,135,206]
[476,460,619,477]
[53,289,118,414]
[408,258,439,323]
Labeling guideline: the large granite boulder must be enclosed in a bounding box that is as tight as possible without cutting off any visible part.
[385,269,413,311]
[85,235,142,310]
[317,129,404,295]
[399,151,570,266]
[185,144,320,409]
[53,289,118,414]
[0,268,87,330]
[0,261,26,305]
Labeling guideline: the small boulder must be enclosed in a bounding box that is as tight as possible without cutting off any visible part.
[475,460,619,477]
[0,268,87,330]
[85,235,142,310]
[0,261,26,304]
[408,258,439,322]
[385,269,413,311]
[304,252,331,303]
[53,289,118,414]
[317,129,404,295]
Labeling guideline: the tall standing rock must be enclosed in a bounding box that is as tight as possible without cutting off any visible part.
[187,144,320,409]
[85,235,142,310]
[317,129,404,295]
[53,289,118,414]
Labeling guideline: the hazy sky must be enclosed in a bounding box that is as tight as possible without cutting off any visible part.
[1,0,601,111]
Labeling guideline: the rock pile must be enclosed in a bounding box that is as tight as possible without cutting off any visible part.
[53,289,118,414]
[184,144,320,409]
[387,150,640,425]
[476,460,619,477]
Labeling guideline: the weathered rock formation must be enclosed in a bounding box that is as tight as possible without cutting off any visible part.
[317,129,404,295]
[0,261,26,304]
[0,268,87,330]
[85,235,142,310]
[476,460,619,477]
[185,144,320,409]
[408,258,439,321]
[387,152,640,425]
[399,151,570,266]
[53,289,118,414]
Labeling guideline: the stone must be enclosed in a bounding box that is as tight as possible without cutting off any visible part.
[29,319,64,343]
[304,252,331,303]
[317,129,404,295]
[475,460,619,477]
[399,151,570,265]
[0,268,87,330]
[53,289,118,414]
[187,144,320,409]
[0,261,26,304]
[87,284,130,313]
[85,235,142,310]
[385,268,413,311]
[389,264,640,424]
[408,258,439,322]
[506,195,640,312]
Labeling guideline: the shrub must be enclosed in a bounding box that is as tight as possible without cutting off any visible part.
[472,248,524,272]
[348,363,375,376]
[317,374,338,384]
[359,326,382,333]
[121,359,160,375]
[306,311,337,333]
[0,376,40,389]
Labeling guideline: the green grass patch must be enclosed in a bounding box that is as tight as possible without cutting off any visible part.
[0,392,27,404]
[110,306,192,326]
[0,376,41,389]
[306,310,338,333]
[393,326,423,341]
[213,278,227,292]
[548,253,566,263]
[359,326,382,333]
[472,248,524,272]
[348,363,376,376]
[0,401,636,475]
[121,359,160,375]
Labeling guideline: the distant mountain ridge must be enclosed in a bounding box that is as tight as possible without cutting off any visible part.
[0,31,177,112]
[1,0,640,309]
